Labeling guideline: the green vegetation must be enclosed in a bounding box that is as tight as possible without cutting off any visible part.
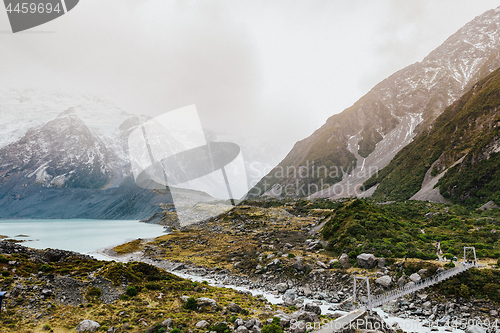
[321,199,500,259]
[365,67,500,207]
[262,318,284,333]
[183,297,197,311]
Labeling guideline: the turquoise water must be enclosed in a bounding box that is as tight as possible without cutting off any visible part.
[0,219,166,260]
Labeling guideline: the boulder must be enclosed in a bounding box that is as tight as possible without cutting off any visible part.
[196,297,218,312]
[276,283,288,293]
[162,318,173,329]
[423,301,432,310]
[490,309,498,317]
[292,310,319,323]
[409,273,421,282]
[316,261,328,269]
[234,318,244,329]
[382,300,399,313]
[293,259,304,272]
[375,275,392,288]
[304,303,321,315]
[417,269,428,276]
[76,320,100,333]
[356,253,377,269]
[328,259,338,268]
[338,253,350,269]
[397,275,406,287]
[300,285,312,297]
[378,257,386,268]
[227,302,243,313]
[196,320,210,329]
[235,326,249,333]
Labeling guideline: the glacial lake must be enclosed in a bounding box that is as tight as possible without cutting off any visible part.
[0,219,166,260]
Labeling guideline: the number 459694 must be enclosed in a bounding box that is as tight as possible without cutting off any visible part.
[6,2,62,14]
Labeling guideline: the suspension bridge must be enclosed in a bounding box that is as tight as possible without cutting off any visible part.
[315,247,478,332]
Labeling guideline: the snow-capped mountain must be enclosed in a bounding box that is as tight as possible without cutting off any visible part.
[251,6,500,199]
[0,89,147,190]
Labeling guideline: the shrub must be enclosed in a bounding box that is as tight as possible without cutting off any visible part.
[40,264,54,272]
[145,282,162,290]
[287,253,295,258]
[125,286,138,297]
[170,328,181,333]
[230,316,237,323]
[183,297,197,311]
[209,322,229,333]
[0,255,8,264]
[262,319,283,333]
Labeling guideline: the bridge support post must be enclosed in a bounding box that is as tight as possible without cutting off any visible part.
[464,246,477,267]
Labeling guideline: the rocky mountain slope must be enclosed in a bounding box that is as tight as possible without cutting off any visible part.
[250,6,500,199]
[364,66,500,206]
[0,89,172,219]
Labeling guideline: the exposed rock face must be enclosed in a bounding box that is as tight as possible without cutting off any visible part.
[251,7,500,200]
[356,253,377,269]
[479,200,499,210]
[76,319,100,333]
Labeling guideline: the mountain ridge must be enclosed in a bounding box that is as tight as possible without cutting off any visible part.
[250,6,500,200]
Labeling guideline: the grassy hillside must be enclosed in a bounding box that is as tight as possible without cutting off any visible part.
[321,199,500,260]
[364,67,500,206]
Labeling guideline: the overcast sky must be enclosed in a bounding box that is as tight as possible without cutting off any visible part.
[1,0,499,164]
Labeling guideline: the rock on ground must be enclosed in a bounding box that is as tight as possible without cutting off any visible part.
[409,273,421,282]
[196,320,210,329]
[356,253,377,269]
[375,275,392,288]
[339,253,350,269]
[76,320,100,333]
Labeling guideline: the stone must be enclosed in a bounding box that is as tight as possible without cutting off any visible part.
[251,325,261,333]
[378,257,386,268]
[418,269,428,276]
[234,318,244,329]
[162,318,173,329]
[328,259,338,268]
[316,261,328,269]
[356,253,377,269]
[227,302,243,313]
[405,281,415,288]
[304,303,321,315]
[196,297,218,312]
[339,253,350,269]
[409,273,421,282]
[196,320,210,329]
[423,301,432,310]
[235,326,249,333]
[490,309,498,317]
[375,275,392,288]
[276,283,288,293]
[301,285,312,297]
[397,275,406,287]
[381,300,399,313]
[293,310,319,323]
[244,319,256,329]
[293,259,304,272]
[284,289,296,301]
[76,319,100,333]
